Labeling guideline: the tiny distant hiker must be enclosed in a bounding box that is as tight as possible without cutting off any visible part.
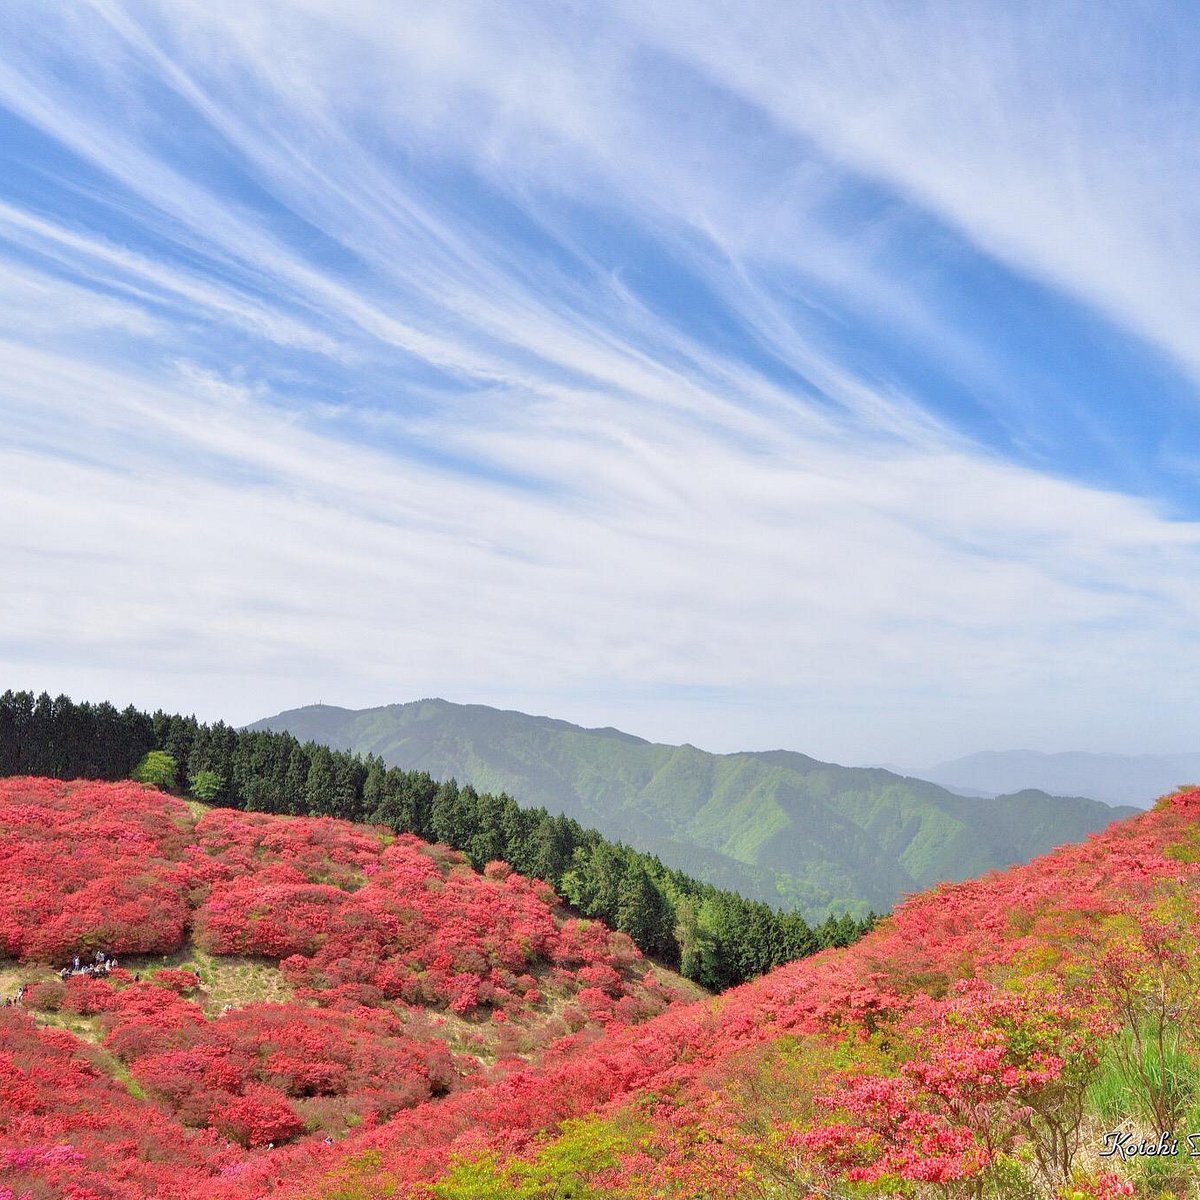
[72,955,80,972]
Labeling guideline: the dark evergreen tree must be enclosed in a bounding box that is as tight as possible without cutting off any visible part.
[562,841,627,925]
[283,743,310,815]
[305,745,337,816]
[615,863,676,961]
[429,778,465,846]
[362,757,386,821]
[497,795,530,870]
[467,790,508,869]
[332,757,363,821]
[527,813,573,884]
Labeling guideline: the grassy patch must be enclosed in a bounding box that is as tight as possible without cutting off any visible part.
[187,948,296,1012]
[0,957,54,999]
[1083,1029,1200,1194]
[642,961,708,1003]
[183,798,213,822]
[1087,1025,1200,1128]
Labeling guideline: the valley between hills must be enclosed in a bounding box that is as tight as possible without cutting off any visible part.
[252,698,1136,920]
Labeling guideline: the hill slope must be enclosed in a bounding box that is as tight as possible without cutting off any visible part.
[232,785,1200,1200]
[3,690,873,991]
[0,777,702,1199]
[7,775,1200,1198]
[251,700,1136,918]
[917,747,1200,807]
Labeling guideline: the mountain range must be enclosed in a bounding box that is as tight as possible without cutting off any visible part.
[913,748,1200,808]
[249,700,1136,920]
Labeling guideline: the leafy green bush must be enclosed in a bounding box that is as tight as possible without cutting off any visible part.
[131,750,177,791]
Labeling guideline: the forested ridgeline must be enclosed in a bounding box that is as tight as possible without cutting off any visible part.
[0,690,872,989]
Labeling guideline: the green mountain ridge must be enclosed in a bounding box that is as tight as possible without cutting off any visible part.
[249,699,1136,920]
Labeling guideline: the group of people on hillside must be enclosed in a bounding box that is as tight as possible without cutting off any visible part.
[5,951,121,1005]
[58,949,119,980]
[7,951,207,1008]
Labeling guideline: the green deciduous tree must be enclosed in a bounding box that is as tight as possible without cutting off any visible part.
[132,750,178,791]
[187,769,224,802]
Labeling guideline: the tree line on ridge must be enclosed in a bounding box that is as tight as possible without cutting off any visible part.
[0,690,874,990]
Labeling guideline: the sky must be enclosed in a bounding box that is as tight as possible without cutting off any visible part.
[2,0,1199,766]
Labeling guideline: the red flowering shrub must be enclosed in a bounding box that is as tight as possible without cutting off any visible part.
[151,967,204,994]
[91,993,462,1142]
[23,979,66,1012]
[791,981,1108,1190]
[0,1008,230,1199]
[550,919,612,967]
[61,975,119,1015]
[575,987,616,1023]
[0,778,193,962]
[101,982,209,1060]
[214,1084,305,1148]
[201,877,343,957]
[576,963,623,997]
[191,813,644,1020]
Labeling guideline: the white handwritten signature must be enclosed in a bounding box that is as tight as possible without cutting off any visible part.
[1099,1130,1200,1160]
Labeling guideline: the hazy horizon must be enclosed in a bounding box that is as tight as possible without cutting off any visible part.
[4,4,1200,765]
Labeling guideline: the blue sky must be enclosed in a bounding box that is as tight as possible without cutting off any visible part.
[2,0,1199,764]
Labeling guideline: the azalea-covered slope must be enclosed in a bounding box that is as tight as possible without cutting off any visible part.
[231,787,1200,1200]
[7,778,1200,1200]
[0,690,864,991]
[0,778,698,1200]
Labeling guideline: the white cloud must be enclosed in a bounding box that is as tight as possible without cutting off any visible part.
[0,1,1198,763]
[4,322,1200,761]
[621,1,1200,381]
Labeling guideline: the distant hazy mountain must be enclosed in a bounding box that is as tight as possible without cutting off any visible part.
[249,700,1136,920]
[916,750,1200,809]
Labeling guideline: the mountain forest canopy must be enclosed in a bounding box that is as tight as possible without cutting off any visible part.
[251,699,1137,920]
[0,690,868,991]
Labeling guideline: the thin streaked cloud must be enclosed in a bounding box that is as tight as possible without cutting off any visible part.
[1,1,1198,762]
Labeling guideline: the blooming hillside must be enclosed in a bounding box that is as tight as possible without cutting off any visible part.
[4,777,1197,1199]
[220,787,1200,1200]
[0,778,696,1199]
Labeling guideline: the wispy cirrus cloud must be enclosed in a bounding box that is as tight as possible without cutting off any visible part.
[0,0,1198,763]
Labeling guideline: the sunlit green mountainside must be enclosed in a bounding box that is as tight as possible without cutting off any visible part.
[249,700,1136,920]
